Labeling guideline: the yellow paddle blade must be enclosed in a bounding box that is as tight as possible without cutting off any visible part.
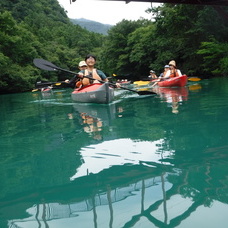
[32,89,39,92]
[133,81,150,86]
[55,83,62,86]
[113,74,117,77]
[188,77,201,82]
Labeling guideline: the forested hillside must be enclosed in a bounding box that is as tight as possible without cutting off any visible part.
[1,1,228,93]
[0,0,105,93]
[100,4,228,79]
[71,18,112,35]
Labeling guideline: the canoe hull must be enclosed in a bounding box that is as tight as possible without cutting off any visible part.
[71,83,114,104]
[157,75,188,87]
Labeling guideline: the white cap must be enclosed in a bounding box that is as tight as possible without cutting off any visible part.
[78,61,87,67]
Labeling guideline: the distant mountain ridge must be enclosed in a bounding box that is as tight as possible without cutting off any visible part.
[70,18,113,35]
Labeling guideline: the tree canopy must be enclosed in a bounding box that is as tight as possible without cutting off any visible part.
[0,0,105,93]
[101,4,228,79]
[0,1,228,93]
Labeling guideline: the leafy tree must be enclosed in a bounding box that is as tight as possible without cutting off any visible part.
[101,4,228,78]
[0,11,40,92]
[143,4,228,76]
[197,39,228,76]
[127,24,157,76]
[1,0,228,93]
[101,19,152,78]
[0,0,105,93]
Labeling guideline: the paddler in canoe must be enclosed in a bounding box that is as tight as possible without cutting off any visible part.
[64,60,88,88]
[163,60,182,79]
[77,54,108,87]
[148,70,158,80]
[75,54,121,88]
[152,60,182,87]
[67,54,119,88]
[133,70,157,86]
[159,65,170,78]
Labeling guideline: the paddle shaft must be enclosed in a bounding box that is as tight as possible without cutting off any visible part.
[151,78,162,87]
[89,77,142,92]
[42,62,78,75]
[36,81,65,86]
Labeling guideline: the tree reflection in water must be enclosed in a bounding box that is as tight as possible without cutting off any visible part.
[1,81,228,228]
[5,151,228,228]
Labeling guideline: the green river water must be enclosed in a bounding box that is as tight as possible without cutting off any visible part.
[0,78,228,228]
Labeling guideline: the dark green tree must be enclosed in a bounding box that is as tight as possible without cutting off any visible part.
[101,19,152,79]
[0,0,105,93]
[101,4,228,78]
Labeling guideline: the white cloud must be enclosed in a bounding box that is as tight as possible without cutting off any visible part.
[57,0,159,25]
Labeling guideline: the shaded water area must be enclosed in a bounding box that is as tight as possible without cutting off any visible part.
[0,78,228,228]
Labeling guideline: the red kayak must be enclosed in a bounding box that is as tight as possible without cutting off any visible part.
[157,75,188,87]
[71,83,114,104]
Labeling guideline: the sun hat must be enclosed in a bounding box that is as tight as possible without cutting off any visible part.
[164,65,170,68]
[85,54,96,61]
[169,60,176,67]
[150,70,155,73]
[78,61,87,67]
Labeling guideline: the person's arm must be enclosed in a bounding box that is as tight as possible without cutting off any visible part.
[177,69,182,76]
[69,75,77,83]
[77,70,85,79]
[163,70,171,79]
[65,70,84,88]
[97,70,108,81]
[64,75,78,88]
[96,69,121,87]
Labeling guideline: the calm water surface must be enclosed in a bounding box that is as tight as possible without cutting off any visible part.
[0,78,228,228]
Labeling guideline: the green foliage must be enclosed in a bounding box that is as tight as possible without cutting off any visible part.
[101,19,152,77]
[0,11,39,92]
[0,0,105,93]
[101,4,228,79]
[1,0,228,93]
[127,25,157,74]
[197,39,228,76]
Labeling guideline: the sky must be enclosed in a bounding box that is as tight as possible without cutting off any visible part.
[57,0,160,25]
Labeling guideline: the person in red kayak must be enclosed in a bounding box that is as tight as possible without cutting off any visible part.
[65,60,88,88]
[163,60,182,79]
[78,60,87,70]
[78,54,108,87]
[152,60,182,87]
[77,54,121,88]
[148,70,157,79]
[159,65,170,78]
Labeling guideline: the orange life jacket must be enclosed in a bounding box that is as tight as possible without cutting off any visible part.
[169,69,180,78]
[81,69,102,86]
[75,80,82,88]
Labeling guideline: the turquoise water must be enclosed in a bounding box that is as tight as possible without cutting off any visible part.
[0,78,228,228]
